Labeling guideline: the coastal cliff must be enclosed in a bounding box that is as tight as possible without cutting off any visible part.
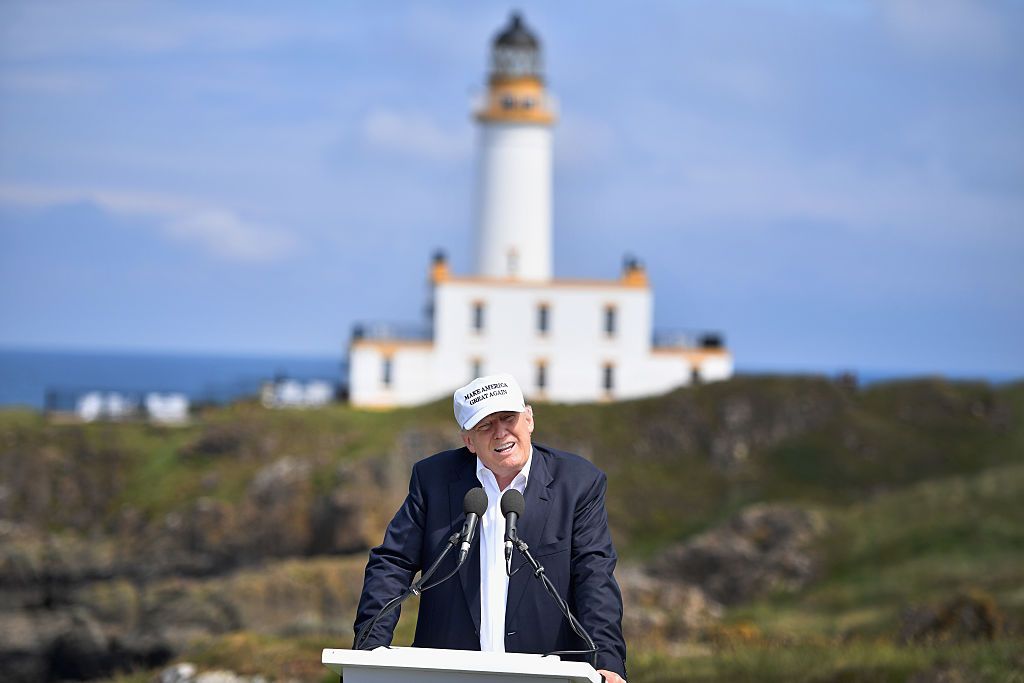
[1,376,1021,681]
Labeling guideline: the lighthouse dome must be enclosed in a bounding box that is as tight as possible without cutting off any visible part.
[490,13,542,80]
[495,12,539,48]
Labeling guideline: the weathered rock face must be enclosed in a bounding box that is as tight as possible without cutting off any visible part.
[0,378,1018,680]
[0,555,367,683]
[624,378,852,472]
[900,591,1005,644]
[155,662,282,683]
[0,605,173,682]
[617,566,722,648]
[649,504,827,605]
[906,665,979,683]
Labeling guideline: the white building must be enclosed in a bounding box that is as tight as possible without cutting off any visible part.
[348,13,732,408]
[145,392,190,424]
[261,379,335,408]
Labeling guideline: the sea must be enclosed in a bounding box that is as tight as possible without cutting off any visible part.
[0,348,345,410]
[0,348,1017,411]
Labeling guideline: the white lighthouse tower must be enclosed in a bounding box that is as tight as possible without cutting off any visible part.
[346,13,734,408]
[474,13,554,281]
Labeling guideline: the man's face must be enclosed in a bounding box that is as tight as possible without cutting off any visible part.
[462,406,534,482]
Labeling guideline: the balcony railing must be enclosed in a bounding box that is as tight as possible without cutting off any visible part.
[351,322,433,342]
[653,329,725,350]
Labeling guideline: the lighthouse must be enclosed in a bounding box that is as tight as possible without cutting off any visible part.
[346,13,733,408]
[474,13,554,281]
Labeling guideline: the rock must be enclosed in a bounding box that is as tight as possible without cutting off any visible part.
[153,664,272,683]
[156,662,197,683]
[0,610,71,682]
[181,423,247,458]
[195,671,248,683]
[907,665,978,683]
[249,457,311,504]
[309,487,369,555]
[142,583,242,645]
[900,590,1004,644]
[617,566,722,646]
[238,457,315,559]
[648,504,826,605]
[47,610,111,680]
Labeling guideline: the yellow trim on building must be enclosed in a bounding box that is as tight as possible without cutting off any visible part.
[651,348,732,364]
[350,339,434,353]
[431,259,450,283]
[621,266,648,287]
[477,76,556,125]
[437,274,651,290]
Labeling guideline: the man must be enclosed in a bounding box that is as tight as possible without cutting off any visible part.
[353,373,627,681]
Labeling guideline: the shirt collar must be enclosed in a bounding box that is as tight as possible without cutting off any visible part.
[475,446,533,492]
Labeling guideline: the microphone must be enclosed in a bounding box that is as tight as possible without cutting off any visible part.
[500,488,525,567]
[356,490,483,650]
[459,487,487,564]
[499,488,600,670]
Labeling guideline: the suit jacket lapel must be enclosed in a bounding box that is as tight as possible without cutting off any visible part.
[505,445,554,625]
[451,453,482,634]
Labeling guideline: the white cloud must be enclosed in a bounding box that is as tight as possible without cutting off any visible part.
[565,115,1022,255]
[361,109,472,163]
[0,184,296,263]
[0,68,106,95]
[164,210,294,262]
[675,159,1023,243]
[876,0,1010,60]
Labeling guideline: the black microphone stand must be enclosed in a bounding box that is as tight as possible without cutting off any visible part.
[508,534,599,670]
[354,529,465,651]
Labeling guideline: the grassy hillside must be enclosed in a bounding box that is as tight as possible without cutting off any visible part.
[624,463,1024,682]
[2,375,1022,682]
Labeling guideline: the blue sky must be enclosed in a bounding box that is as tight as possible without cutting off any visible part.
[0,1,1021,376]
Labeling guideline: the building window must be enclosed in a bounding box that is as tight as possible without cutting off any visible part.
[471,358,483,380]
[537,303,549,335]
[603,363,614,392]
[536,360,547,391]
[501,95,515,110]
[472,301,485,332]
[382,356,393,387]
[604,305,617,336]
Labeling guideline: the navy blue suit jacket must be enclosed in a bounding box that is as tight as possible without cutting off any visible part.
[353,443,627,677]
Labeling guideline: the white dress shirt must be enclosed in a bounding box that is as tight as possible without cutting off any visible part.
[475,449,533,652]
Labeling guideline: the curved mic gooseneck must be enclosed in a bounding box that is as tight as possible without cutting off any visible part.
[499,489,599,670]
[355,487,487,651]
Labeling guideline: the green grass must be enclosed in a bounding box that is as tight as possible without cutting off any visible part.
[7,377,1024,683]
[628,640,1024,683]
[727,464,1024,640]
[3,375,1021,552]
[98,636,1024,683]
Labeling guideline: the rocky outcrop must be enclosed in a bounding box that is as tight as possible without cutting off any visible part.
[156,663,278,683]
[906,665,979,683]
[900,590,1005,644]
[649,504,827,605]
[626,377,852,472]
[0,377,1019,681]
[617,566,722,648]
[0,556,367,683]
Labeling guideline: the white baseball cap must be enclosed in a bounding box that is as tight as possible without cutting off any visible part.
[453,373,526,430]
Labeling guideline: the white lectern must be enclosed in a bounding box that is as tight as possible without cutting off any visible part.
[322,646,602,683]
